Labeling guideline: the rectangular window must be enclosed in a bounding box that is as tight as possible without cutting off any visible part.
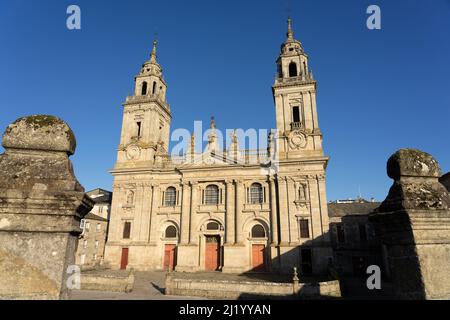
[93,254,97,261]
[292,106,301,123]
[98,206,103,213]
[359,223,367,242]
[96,223,101,232]
[95,240,99,248]
[336,224,345,243]
[83,240,87,249]
[137,121,142,137]
[80,219,85,229]
[123,222,131,239]
[85,222,90,230]
[299,219,310,238]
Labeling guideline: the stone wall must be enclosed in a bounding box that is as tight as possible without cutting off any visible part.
[80,271,134,292]
[165,273,341,299]
[0,115,93,300]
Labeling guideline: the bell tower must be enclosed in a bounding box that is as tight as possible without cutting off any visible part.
[116,40,172,168]
[272,18,323,159]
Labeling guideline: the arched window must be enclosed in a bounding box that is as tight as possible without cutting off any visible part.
[165,225,177,238]
[204,185,219,205]
[141,81,148,95]
[251,224,266,238]
[164,187,177,206]
[289,62,298,77]
[206,221,220,230]
[249,183,263,204]
[152,81,157,94]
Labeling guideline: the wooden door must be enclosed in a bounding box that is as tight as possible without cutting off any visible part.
[163,244,177,270]
[205,236,220,271]
[120,248,129,270]
[252,244,266,271]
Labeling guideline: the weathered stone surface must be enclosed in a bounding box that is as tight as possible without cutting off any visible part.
[2,115,76,155]
[0,115,93,300]
[165,273,341,299]
[387,149,441,180]
[80,270,134,293]
[370,148,450,300]
[378,149,450,213]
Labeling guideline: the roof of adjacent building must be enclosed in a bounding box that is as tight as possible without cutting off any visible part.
[440,172,450,192]
[327,201,381,217]
[86,188,112,204]
[84,212,108,222]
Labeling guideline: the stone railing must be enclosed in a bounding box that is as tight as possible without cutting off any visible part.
[274,75,315,86]
[291,121,302,131]
[159,149,271,167]
[124,94,169,109]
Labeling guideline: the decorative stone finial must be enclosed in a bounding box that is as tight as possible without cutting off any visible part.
[376,148,450,212]
[387,148,441,180]
[2,115,76,155]
[210,116,216,129]
[287,17,294,40]
[150,39,157,62]
[293,266,299,281]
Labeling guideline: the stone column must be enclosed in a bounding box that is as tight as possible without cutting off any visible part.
[0,115,93,300]
[189,181,198,243]
[180,182,190,244]
[310,91,319,130]
[309,176,324,241]
[145,182,154,242]
[369,149,450,300]
[235,179,244,244]
[225,180,235,244]
[302,91,313,131]
[316,174,329,239]
[269,177,279,244]
[278,176,290,244]
[148,184,160,243]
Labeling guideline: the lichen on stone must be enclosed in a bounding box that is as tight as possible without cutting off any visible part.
[23,115,61,129]
[2,115,77,155]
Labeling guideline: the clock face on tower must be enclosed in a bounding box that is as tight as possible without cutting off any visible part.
[126,145,141,160]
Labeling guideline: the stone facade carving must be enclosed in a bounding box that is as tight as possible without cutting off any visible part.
[104,19,331,275]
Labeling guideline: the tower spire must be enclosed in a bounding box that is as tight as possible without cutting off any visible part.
[287,17,294,41]
[150,38,157,62]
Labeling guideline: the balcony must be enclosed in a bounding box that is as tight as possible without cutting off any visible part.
[291,122,302,131]
[124,94,170,110]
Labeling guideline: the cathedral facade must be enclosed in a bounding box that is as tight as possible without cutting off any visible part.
[104,19,331,274]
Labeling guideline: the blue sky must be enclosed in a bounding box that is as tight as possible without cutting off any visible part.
[0,0,449,201]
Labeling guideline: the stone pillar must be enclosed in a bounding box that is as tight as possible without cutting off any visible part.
[176,181,197,272]
[269,177,279,244]
[235,179,244,244]
[369,149,450,299]
[144,182,154,243]
[278,177,290,244]
[180,182,190,244]
[148,184,160,243]
[225,180,235,244]
[189,181,198,243]
[0,115,93,300]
